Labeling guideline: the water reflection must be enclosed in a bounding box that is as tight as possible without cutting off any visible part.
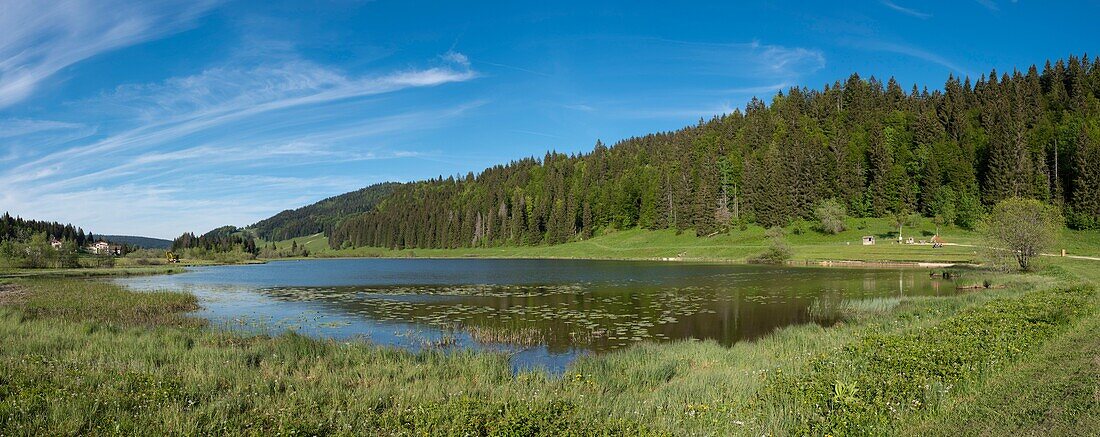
[116,259,956,371]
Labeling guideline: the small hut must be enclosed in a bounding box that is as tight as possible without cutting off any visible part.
[861,236,875,245]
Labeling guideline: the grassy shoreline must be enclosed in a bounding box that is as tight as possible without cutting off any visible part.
[261,218,1100,266]
[1,255,1097,434]
[0,259,266,279]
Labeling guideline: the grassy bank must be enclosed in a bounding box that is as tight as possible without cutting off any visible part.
[267,217,1100,264]
[0,265,186,279]
[0,259,266,279]
[2,259,1097,434]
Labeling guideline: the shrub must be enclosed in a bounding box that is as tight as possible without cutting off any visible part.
[814,199,848,234]
[751,226,792,264]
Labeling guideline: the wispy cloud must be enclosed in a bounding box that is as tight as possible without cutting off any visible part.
[975,0,1000,11]
[6,55,477,181]
[510,129,561,139]
[0,0,220,109]
[563,103,595,112]
[0,52,480,237]
[556,38,823,121]
[0,119,86,138]
[721,83,791,95]
[632,38,826,79]
[848,40,973,77]
[881,1,932,18]
[480,60,551,77]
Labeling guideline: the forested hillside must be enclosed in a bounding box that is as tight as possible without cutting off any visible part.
[249,182,401,241]
[172,225,257,254]
[1,212,94,246]
[326,55,1100,250]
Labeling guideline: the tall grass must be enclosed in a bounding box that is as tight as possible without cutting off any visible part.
[1,272,1097,435]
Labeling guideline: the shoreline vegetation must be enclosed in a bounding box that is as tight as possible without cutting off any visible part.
[8,214,1086,279]
[1,251,1098,434]
[3,201,1099,434]
[256,216,1100,267]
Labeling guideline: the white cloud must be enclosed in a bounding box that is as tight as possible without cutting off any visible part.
[881,1,932,19]
[0,0,220,108]
[630,38,826,79]
[975,0,1000,11]
[563,103,595,112]
[0,119,86,138]
[441,51,470,68]
[849,40,973,77]
[0,52,479,237]
[5,58,477,181]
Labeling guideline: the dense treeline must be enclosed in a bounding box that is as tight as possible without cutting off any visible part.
[249,182,401,241]
[172,226,258,255]
[0,212,101,268]
[1,212,93,246]
[324,55,1100,249]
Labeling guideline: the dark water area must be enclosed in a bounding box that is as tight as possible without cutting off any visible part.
[116,259,957,372]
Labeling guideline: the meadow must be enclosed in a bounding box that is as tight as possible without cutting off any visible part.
[1,254,1097,434]
[267,217,1100,266]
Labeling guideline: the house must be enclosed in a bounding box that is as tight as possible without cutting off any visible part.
[50,238,63,250]
[88,241,121,255]
[861,236,875,245]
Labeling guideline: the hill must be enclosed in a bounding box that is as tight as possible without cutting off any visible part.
[101,235,172,249]
[248,182,401,241]
[327,55,1100,250]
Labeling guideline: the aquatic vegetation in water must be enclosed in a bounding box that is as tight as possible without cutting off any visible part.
[465,325,546,346]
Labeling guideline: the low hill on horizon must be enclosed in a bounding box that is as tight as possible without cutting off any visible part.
[248,182,401,242]
[101,235,173,249]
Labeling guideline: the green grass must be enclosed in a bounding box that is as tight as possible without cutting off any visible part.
[0,265,187,279]
[903,303,1100,435]
[2,261,1098,434]
[270,217,1100,264]
[768,284,1096,435]
[270,217,1009,264]
[0,258,266,279]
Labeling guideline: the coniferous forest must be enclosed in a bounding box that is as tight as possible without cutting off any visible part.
[0,212,93,246]
[250,182,401,241]
[326,55,1100,250]
[172,225,258,254]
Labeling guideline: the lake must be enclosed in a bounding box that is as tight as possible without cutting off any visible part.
[116,258,957,372]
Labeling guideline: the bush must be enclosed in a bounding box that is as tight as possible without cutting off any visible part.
[751,226,792,264]
[814,199,848,234]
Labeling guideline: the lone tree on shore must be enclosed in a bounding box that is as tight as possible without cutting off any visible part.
[982,197,1063,271]
[814,198,848,235]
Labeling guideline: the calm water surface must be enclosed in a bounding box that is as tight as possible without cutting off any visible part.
[116,259,956,372]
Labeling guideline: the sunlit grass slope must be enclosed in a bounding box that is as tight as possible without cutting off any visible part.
[271,217,1100,264]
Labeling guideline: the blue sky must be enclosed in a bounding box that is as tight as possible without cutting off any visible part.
[0,0,1097,239]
